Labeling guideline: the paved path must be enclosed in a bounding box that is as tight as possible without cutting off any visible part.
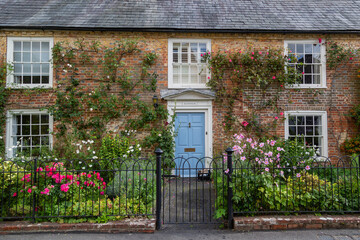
[1,228,360,240]
[162,177,220,225]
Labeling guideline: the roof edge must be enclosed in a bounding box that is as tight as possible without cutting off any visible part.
[1,26,360,34]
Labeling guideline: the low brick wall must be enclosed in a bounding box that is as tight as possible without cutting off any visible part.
[0,218,155,234]
[234,215,360,231]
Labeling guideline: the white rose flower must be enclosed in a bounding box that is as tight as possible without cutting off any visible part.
[76,150,80,154]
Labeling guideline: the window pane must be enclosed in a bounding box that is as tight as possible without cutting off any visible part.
[33,64,40,74]
[41,125,49,134]
[297,126,305,135]
[305,54,312,63]
[22,115,30,124]
[32,114,39,124]
[305,44,312,54]
[42,63,49,74]
[32,136,40,146]
[32,42,40,51]
[41,52,49,62]
[23,63,31,74]
[22,125,30,135]
[288,43,295,53]
[181,43,189,61]
[42,76,49,84]
[32,52,40,62]
[296,44,304,53]
[306,126,314,135]
[313,65,320,74]
[41,42,49,51]
[305,75,312,84]
[313,54,321,63]
[23,42,31,51]
[199,43,206,53]
[297,55,304,63]
[190,43,197,63]
[23,76,31,84]
[14,52,21,62]
[41,136,49,145]
[305,64,312,73]
[313,44,321,53]
[306,116,313,125]
[14,63,22,73]
[288,116,296,125]
[313,75,320,84]
[23,52,31,62]
[314,116,321,125]
[14,41,21,51]
[297,116,304,125]
[289,126,296,135]
[31,125,40,135]
[315,126,322,135]
[41,114,49,123]
[33,76,40,84]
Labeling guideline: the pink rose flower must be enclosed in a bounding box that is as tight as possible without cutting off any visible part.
[12,192,17,197]
[27,189,32,193]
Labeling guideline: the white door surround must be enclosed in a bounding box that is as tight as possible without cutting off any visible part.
[161,89,214,166]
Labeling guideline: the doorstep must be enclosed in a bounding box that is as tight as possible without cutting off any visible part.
[0,218,155,234]
[234,215,360,231]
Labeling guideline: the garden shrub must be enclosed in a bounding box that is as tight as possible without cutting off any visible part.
[214,133,360,218]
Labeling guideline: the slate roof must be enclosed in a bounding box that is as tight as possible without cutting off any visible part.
[0,0,360,32]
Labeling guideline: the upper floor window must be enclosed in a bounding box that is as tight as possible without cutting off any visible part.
[285,40,326,88]
[7,37,53,88]
[168,39,210,88]
[6,110,53,158]
[285,111,328,157]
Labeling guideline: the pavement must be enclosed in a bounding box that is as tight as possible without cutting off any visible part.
[1,226,360,240]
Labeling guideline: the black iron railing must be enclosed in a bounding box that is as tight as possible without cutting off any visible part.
[0,155,157,222]
[229,154,360,216]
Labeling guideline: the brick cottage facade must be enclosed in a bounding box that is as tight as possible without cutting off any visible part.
[0,0,359,159]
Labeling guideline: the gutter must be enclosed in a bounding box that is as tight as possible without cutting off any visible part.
[1,26,360,34]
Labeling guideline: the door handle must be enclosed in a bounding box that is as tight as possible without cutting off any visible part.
[189,122,191,128]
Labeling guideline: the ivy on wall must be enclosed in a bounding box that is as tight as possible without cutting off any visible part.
[204,41,359,153]
[0,38,175,160]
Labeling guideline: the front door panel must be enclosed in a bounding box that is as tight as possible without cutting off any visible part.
[175,112,205,177]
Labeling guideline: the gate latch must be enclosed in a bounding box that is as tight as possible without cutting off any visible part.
[188,122,191,128]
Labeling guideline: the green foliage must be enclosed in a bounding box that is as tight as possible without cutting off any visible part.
[47,38,168,158]
[326,41,357,69]
[203,48,301,136]
[99,134,141,160]
[341,136,360,155]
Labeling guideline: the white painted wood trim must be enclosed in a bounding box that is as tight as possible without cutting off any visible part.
[284,39,327,89]
[168,38,211,89]
[167,100,213,168]
[6,109,54,159]
[6,37,54,89]
[284,110,328,157]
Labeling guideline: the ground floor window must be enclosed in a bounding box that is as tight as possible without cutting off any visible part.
[6,110,53,158]
[285,111,327,156]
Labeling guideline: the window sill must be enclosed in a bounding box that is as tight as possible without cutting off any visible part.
[285,84,327,90]
[168,85,210,89]
[6,84,53,89]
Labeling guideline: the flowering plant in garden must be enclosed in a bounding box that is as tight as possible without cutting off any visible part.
[231,133,315,178]
[12,162,107,204]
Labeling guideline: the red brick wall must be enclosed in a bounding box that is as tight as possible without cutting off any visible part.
[0,30,359,156]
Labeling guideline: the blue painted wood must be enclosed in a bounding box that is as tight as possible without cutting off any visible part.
[175,112,205,177]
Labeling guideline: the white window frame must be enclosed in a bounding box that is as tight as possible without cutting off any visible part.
[6,109,54,159]
[7,37,54,89]
[168,39,211,89]
[284,40,326,89]
[284,111,328,157]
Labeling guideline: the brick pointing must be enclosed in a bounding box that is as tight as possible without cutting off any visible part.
[0,218,156,234]
[0,30,359,156]
[234,215,360,231]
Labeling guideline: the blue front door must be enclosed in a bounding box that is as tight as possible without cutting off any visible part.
[175,112,205,177]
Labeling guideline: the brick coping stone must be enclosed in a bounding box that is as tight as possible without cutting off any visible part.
[234,215,360,231]
[0,218,155,234]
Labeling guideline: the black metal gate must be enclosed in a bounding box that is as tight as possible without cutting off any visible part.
[154,149,234,227]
